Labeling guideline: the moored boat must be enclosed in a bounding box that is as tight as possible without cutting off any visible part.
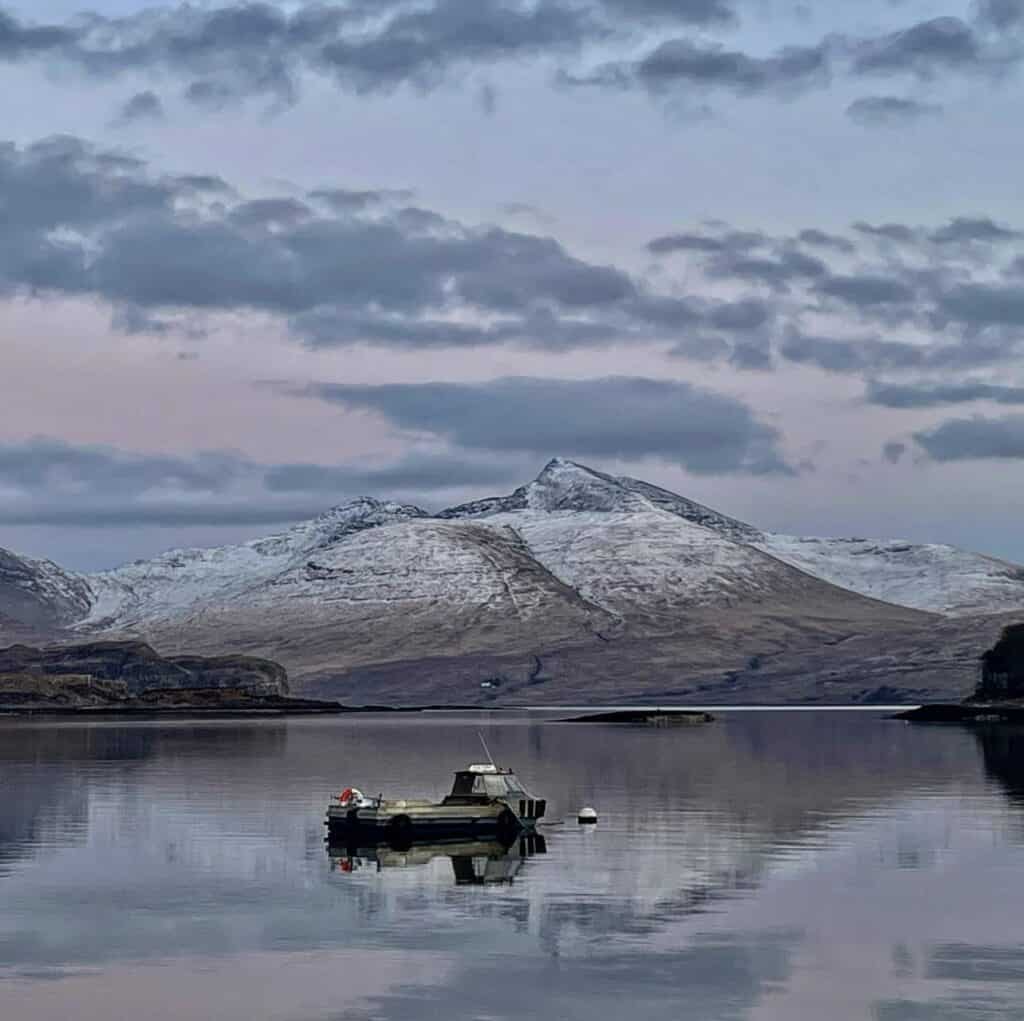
[325,762,546,848]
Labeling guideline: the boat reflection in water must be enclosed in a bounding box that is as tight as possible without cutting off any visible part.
[327,831,548,885]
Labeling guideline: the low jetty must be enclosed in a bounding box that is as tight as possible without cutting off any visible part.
[560,709,714,725]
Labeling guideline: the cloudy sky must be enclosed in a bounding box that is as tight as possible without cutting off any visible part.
[4,0,1024,569]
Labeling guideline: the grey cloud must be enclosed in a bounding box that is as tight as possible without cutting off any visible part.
[171,174,233,194]
[817,273,916,307]
[780,329,929,374]
[0,9,75,58]
[882,441,907,463]
[22,0,600,104]
[914,414,1024,461]
[0,135,174,234]
[110,305,176,336]
[295,375,796,475]
[706,248,828,290]
[853,221,920,243]
[0,438,526,527]
[264,453,521,493]
[782,325,1017,374]
[730,338,774,371]
[115,90,164,125]
[308,187,415,211]
[574,38,830,98]
[976,0,1024,29]
[850,17,988,78]
[0,505,331,528]
[846,96,942,125]
[938,284,1024,326]
[313,0,598,94]
[647,229,765,255]
[866,379,1024,408]
[0,439,242,495]
[498,200,554,224]
[852,215,1021,249]
[629,295,703,329]
[290,306,624,351]
[596,0,737,26]
[0,134,705,352]
[570,5,1024,106]
[930,216,1022,244]
[708,298,773,332]
[796,229,855,254]
[0,1,1022,117]
[8,132,1024,371]
[0,2,696,111]
[227,198,314,228]
[667,333,732,362]
[183,79,239,109]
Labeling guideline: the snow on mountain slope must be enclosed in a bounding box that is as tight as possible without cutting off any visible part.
[0,547,93,629]
[78,506,620,671]
[477,509,821,625]
[751,534,1024,616]
[82,498,427,628]
[446,459,1024,617]
[441,459,838,622]
[441,457,756,540]
[4,457,1023,678]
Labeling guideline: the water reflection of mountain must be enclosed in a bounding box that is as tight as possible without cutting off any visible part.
[0,722,288,873]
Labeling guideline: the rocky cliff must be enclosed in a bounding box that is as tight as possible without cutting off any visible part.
[0,641,289,699]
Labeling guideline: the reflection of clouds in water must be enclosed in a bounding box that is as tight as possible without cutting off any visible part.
[927,943,1024,982]
[343,932,801,1021]
[0,950,453,1021]
[2,715,1024,1020]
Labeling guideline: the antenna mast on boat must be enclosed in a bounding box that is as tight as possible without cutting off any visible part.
[477,730,496,767]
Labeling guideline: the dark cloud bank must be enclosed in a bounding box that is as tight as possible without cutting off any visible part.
[0,133,710,353]
[914,414,1024,461]
[2,1,1023,115]
[295,375,795,476]
[4,130,1024,404]
[0,370,794,532]
[0,439,525,527]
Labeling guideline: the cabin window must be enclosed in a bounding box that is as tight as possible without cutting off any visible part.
[450,773,476,796]
[482,775,509,797]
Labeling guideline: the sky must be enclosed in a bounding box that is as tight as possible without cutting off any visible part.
[3,0,1024,570]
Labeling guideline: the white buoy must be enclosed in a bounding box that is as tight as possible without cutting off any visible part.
[578,807,598,825]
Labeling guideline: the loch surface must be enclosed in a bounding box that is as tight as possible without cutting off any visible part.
[2,711,1024,1020]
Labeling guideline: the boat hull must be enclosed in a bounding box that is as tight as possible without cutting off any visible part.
[325,799,535,847]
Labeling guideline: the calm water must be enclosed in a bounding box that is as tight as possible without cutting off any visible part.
[2,712,1024,1020]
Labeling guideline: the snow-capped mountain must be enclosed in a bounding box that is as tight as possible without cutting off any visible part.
[751,534,1024,617]
[1,458,1021,703]
[0,547,93,633]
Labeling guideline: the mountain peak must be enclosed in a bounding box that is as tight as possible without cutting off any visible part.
[440,457,649,518]
[538,456,589,474]
[526,458,649,512]
[303,497,428,548]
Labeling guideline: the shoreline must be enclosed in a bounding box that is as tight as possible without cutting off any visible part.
[0,702,928,720]
[895,703,1024,723]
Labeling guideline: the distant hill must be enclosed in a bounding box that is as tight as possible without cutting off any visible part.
[1,458,1020,705]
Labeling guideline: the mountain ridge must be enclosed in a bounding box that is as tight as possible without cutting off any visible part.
[1,457,1020,704]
